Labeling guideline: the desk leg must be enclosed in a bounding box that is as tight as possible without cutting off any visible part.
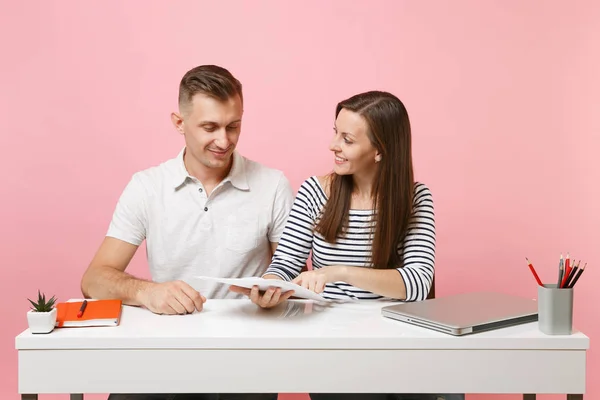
[523,395,536,400]
[21,396,37,400]
[70,395,84,400]
[567,395,583,400]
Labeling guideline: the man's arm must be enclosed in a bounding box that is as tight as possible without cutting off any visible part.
[261,242,285,281]
[269,241,278,257]
[81,237,206,313]
[81,237,151,305]
[82,172,205,314]
[82,173,151,305]
[268,241,307,274]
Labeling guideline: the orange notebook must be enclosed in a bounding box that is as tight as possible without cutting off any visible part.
[56,299,123,327]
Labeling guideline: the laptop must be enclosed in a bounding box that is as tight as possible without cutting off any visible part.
[381,291,538,336]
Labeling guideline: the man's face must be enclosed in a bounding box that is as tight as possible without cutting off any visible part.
[173,92,243,171]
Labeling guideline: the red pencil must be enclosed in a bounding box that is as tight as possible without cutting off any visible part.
[526,258,543,286]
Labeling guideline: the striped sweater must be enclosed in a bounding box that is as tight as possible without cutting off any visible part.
[263,176,436,301]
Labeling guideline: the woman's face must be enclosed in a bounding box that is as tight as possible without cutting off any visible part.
[330,108,380,177]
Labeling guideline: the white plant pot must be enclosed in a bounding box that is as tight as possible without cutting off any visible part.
[27,308,57,334]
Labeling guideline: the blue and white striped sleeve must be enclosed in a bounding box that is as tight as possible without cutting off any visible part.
[263,178,319,281]
[396,183,436,301]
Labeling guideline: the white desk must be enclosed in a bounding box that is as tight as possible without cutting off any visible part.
[16,299,589,399]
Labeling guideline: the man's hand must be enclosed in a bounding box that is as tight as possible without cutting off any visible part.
[251,285,294,308]
[292,265,346,293]
[229,274,294,308]
[137,280,206,315]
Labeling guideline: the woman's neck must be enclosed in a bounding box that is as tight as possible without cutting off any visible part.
[351,169,377,208]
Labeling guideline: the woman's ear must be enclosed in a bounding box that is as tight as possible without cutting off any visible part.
[375,153,382,162]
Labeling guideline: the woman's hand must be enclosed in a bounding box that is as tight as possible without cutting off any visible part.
[292,266,347,293]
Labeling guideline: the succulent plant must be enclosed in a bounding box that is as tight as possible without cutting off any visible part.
[27,290,57,312]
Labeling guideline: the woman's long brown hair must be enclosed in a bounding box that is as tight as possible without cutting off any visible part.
[315,91,414,269]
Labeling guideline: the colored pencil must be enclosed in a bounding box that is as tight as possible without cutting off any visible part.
[567,263,587,288]
[525,258,543,286]
[565,260,580,288]
[561,253,572,288]
[557,254,564,287]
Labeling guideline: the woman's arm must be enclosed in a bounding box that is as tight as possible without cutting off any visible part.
[294,265,407,298]
[295,183,435,301]
[262,178,320,281]
[231,178,323,307]
[336,267,408,299]
[393,183,436,301]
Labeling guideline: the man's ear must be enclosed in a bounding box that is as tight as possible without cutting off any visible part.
[171,112,185,135]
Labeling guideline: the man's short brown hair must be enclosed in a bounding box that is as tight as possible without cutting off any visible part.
[178,65,243,110]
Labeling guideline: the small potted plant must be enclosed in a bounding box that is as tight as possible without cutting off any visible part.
[27,290,58,334]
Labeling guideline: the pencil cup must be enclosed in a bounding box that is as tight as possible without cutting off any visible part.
[537,284,573,335]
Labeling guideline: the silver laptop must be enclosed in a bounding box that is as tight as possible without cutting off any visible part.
[381,291,538,335]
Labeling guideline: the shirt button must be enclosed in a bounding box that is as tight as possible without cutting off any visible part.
[204,207,208,211]
[199,188,203,192]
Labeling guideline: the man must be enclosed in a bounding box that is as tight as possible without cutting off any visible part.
[81,65,294,400]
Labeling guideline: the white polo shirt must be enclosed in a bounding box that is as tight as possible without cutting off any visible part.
[106,148,294,299]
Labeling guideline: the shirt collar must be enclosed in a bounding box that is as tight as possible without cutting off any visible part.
[223,151,250,190]
[172,147,249,191]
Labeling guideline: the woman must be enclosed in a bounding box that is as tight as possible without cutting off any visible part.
[236,90,434,304]
[232,91,462,400]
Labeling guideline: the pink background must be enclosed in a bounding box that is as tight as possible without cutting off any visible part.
[1,1,598,399]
